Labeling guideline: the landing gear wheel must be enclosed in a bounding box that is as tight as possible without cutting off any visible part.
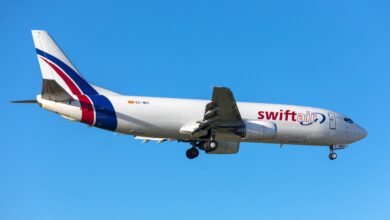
[204,140,218,152]
[209,140,218,151]
[329,152,337,160]
[186,147,199,159]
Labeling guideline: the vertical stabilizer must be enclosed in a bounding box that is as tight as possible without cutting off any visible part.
[31,30,118,131]
[32,30,98,99]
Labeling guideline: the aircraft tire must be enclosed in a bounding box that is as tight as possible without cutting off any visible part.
[204,140,218,152]
[186,147,199,159]
[329,152,337,160]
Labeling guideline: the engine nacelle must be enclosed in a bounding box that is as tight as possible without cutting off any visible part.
[243,120,276,141]
[207,141,239,154]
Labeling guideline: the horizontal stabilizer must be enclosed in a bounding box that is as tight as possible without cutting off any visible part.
[10,100,37,104]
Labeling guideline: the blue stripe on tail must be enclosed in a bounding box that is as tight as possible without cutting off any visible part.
[36,49,98,95]
[89,95,117,131]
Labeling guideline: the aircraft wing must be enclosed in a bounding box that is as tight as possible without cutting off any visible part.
[192,87,245,138]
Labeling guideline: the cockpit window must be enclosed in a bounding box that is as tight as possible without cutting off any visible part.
[344,118,354,124]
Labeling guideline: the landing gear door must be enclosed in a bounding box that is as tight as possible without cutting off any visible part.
[328,112,336,129]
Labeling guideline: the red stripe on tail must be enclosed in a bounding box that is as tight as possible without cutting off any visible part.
[41,58,82,95]
[77,95,95,125]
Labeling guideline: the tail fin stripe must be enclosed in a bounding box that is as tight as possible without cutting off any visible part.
[39,56,96,125]
[40,57,83,95]
[36,48,98,95]
[78,95,96,125]
[42,58,95,125]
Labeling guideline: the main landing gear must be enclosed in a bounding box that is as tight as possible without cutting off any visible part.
[185,140,219,159]
[186,147,199,159]
[204,140,218,152]
[329,146,337,160]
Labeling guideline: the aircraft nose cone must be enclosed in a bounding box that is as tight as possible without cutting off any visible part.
[355,125,368,141]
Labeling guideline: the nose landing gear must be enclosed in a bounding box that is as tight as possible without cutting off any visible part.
[329,152,337,160]
[329,146,337,160]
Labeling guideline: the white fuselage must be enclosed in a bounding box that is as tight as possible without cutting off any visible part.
[29,30,367,159]
[37,94,367,147]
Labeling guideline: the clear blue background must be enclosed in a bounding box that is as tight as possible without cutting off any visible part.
[1,0,389,219]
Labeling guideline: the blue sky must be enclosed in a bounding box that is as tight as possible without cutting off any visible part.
[1,0,389,219]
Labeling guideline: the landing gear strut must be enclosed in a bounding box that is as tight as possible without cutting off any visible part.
[329,146,337,160]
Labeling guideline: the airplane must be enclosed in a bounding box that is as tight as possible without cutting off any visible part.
[12,30,367,160]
